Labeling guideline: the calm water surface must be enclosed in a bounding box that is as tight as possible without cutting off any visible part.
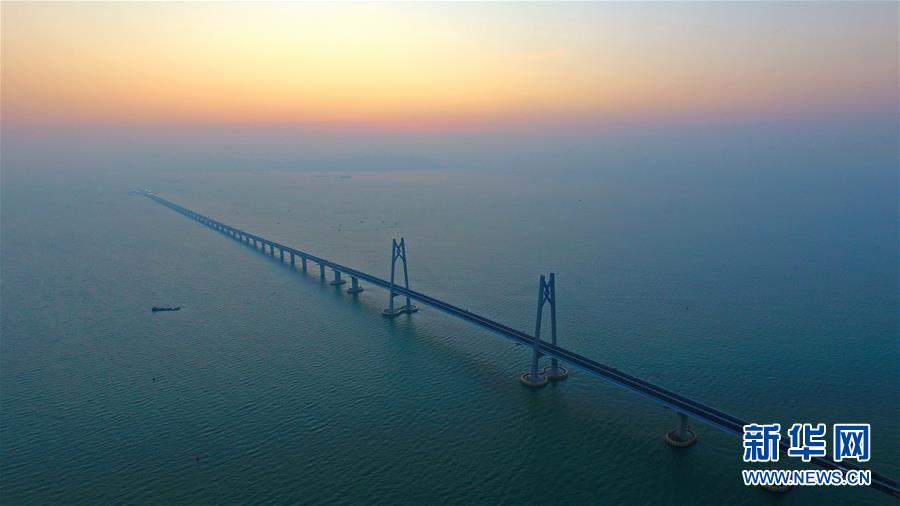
[2,166,897,504]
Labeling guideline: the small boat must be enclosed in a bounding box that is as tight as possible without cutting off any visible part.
[151,306,181,312]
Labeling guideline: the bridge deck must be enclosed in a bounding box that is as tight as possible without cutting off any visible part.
[142,192,898,498]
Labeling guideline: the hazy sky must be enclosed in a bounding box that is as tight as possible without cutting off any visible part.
[5,2,897,128]
[2,2,897,175]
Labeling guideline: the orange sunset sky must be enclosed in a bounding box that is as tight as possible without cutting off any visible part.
[3,2,897,130]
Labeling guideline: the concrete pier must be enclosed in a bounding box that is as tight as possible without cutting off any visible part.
[383,238,418,317]
[521,274,558,387]
[542,363,569,380]
[665,413,697,447]
[347,276,364,293]
[330,269,347,285]
[520,370,549,387]
[382,304,418,317]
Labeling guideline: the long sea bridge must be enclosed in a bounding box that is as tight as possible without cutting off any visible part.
[139,190,898,499]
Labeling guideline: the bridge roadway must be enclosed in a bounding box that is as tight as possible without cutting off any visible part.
[143,192,899,499]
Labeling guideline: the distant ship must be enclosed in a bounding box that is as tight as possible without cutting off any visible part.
[151,306,181,312]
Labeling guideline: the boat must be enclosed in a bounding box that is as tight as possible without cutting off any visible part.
[151,306,181,312]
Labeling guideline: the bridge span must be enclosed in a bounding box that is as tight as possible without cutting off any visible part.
[140,191,898,499]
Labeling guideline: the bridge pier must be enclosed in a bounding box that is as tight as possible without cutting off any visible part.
[521,273,558,387]
[301,256,307,271]
[290,253,295,267]
[665,412,697,447]
[319,263,326,280]
[347,276,364,293]
[269,244,275,257]
[542,363,569,380]
[383,238,418,317]
[520,339,548,388]
[330,269,347,285]
[542,274,567,381]
[280,249,285,262]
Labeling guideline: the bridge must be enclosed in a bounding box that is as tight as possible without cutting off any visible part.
[139,190,899,499]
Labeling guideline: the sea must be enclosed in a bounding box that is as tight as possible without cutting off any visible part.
[2,139,898,504]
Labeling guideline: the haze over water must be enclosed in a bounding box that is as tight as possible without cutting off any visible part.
[2,2,898,505]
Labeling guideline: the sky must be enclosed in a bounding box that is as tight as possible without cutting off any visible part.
[1,1,897,175]
[4,1,897,128]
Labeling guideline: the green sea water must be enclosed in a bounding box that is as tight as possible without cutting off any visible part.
[2,158,897,504]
